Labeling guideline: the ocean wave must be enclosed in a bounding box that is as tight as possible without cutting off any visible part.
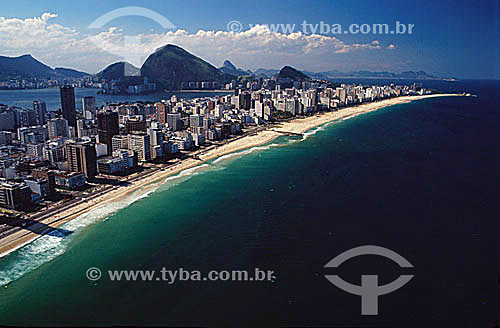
[342,114,357,121]
[0,181,164,286]
[0,139,288,285]
[301,125,326,141]
[0,235,66,286]
[163,164,210,184]
[212,143,279,165]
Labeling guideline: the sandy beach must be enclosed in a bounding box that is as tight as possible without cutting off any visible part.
[0,93,462,257]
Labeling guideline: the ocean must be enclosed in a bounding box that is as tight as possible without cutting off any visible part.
[0,79,498,327]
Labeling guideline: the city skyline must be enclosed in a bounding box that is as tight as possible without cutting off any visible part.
[0,2,498,326]
[1,0,498,79]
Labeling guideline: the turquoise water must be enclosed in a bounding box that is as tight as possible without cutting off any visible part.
[0,80,498,326]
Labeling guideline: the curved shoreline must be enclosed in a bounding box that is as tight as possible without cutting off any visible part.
[0,93,463,258]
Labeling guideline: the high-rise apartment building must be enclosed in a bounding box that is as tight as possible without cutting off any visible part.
[60,86,76,127]
[33,101,47,125]
[166,113,182,131]
[66,141,97,180]
[154,102,167,124]
[125,117,147,134]
[189,114,203,128]
[112,135,129,152]
[82,96,97,120]
[0,180,32,210]
[48,118,69,139]
[97,110,119,154]
[127,133,151,162]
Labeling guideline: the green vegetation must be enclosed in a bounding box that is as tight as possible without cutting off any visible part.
[219,60,250,76]
[277,66,310,81]
[140,44,234,89]
[96,62,140,80]
[0,54,89,80]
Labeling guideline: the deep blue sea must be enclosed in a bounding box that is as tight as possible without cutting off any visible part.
[0,79,498,327]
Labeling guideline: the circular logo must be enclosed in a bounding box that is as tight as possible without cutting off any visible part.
[87,7,177,70]
[86,267,102,281]
[324,245,414,315]
[227,20,243,33]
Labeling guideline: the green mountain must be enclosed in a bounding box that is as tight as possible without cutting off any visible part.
[277,66,310,81]
[54,67,90,79]
[0,54,89,80]
[0,54,54,79]
[253,68,280,78]
[97,62,140,80]
[218,60,250,76]
[140,44,233,89]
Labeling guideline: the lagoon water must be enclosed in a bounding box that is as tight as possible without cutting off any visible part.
[0,80,498,326]
[0,88,232,112]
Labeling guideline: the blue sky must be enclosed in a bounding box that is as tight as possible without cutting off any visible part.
[1,0,499,78]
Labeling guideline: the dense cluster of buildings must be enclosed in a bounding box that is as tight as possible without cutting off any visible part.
[0,75,102,90]
[0,80,430,211]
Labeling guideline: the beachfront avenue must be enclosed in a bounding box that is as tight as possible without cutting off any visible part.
[86,267,277,284]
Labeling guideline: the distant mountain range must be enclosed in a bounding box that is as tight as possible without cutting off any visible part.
[0,49,449,89]
[97,45,235,90]
[215,62,443,80]
[253,68,280,77]
[255,68,440,80]
[214,61,441,80]
[218,60,251,76]
[0,54,89,80]
[306,70,439,80]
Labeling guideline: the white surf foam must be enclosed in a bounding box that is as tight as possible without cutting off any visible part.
[0,140,286,285]
[0,235,66,286]
[0,178,165,286]
[301,125,325,141]
[212,143,279,165]
[163,164,210,184]
[342,114,357,121]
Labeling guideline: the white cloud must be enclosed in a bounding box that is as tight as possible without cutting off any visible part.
[41,13,58,22]
[0,13,398,74]
[0,13,118,72]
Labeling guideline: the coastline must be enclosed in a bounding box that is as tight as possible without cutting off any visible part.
[0,93,462,258]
